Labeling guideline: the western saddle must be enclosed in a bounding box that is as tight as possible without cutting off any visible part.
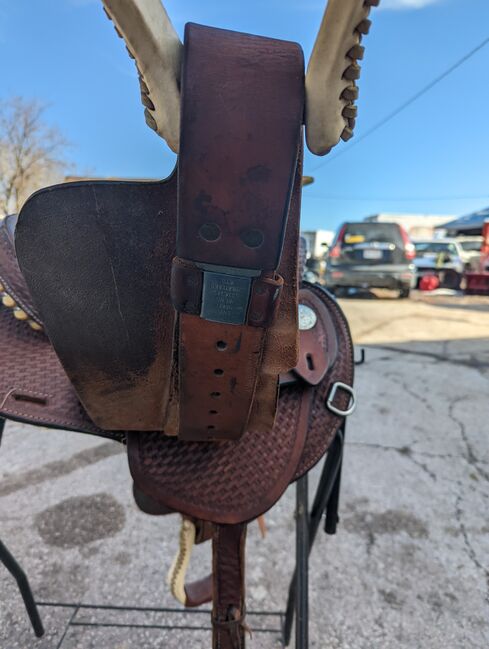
[0,2,380,646]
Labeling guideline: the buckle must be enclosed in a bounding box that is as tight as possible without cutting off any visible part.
[198,264,259,325]
[326,382,356,416]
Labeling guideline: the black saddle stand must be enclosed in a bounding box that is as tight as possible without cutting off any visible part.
[0,419,45,638]
[283,423,345,648]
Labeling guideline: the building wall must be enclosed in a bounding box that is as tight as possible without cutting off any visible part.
[301,229,335,258]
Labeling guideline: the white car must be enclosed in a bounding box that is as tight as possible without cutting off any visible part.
[413,239,467,289]
[455,236,483,269]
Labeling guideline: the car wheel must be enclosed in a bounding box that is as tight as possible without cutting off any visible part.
[443,270,462,290]
[398,287,410,299]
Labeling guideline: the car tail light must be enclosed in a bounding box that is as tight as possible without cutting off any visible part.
[400,226,415,261]
[329,225,346,258]
[331,271,344,279]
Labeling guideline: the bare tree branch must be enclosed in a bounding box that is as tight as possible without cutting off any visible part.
[0,97,71,215]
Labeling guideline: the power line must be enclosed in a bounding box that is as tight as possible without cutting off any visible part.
[305,193,489,202]
[311,34,489,171]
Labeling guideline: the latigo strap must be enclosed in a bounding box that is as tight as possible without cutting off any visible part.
[172,24,304,440]
[212,524,248,649]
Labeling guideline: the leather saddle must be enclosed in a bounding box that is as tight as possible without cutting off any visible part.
[0,24,355,649]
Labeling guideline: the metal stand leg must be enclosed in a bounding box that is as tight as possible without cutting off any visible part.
[295,474,309,649]
[0,540,44,637]
[283,425,345,647]
[0,419,44,638]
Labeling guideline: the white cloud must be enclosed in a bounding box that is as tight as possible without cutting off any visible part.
[380,0,444,9]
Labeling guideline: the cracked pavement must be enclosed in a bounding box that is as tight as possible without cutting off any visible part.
[1,290,488,648]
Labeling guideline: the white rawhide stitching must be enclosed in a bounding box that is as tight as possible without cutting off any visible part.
[305,0,380,155]
[166,517,196,605]
[101,0,379,157]
[102,0,182,153]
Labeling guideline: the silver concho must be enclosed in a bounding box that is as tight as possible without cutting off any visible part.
[298,304,317,330]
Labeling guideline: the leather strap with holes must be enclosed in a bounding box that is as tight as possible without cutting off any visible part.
[173,23,304,441]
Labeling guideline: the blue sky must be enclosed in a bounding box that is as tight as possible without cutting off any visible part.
[1,0,488,231]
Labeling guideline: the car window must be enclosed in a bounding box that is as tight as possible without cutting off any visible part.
[341,223,403,246]
[459,240,482,252]
[414,242,452,255]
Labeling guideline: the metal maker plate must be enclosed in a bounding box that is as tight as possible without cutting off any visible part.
[201,271,251,325]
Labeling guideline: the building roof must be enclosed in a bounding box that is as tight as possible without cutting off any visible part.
[441,207,489,233]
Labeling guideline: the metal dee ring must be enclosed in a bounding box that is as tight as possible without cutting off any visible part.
[326,382,356,417]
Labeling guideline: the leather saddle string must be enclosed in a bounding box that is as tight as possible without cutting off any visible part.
[212,523,248,649]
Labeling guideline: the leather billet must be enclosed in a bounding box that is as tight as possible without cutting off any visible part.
[173,24,304,440]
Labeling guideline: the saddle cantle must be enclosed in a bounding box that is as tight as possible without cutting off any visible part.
[0,22,356,649]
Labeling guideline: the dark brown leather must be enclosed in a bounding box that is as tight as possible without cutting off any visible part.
[177,318,266,441]
[16,176,178,431]
[132,485,175,516]
[212,524,247,649]
[0,215,42,325]
[0,304,123,442]
[185,573,213,608]
[177,25,303,272]
[0,281,352,474]
[127,386,313,524]
[174,24,304,441]
[294,288,339,386]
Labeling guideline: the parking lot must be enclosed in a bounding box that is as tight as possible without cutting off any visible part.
[1,291,489,648]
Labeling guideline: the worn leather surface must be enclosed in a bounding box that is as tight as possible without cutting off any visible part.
[0,278,352,467]
[0,160,303,443]
[0,303,123,442]
[185,574,213,609]
[294,287,338,386]
[16,175,178,431]
[174,24,304,441]
[212,523,247,649]
[177,24,304,271]
[127,284,353,524]
[14,24,304,442]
